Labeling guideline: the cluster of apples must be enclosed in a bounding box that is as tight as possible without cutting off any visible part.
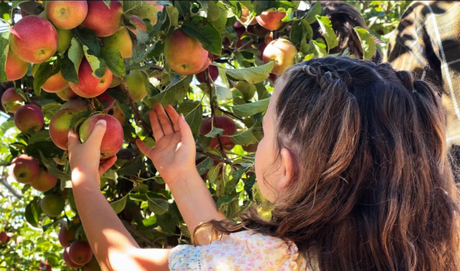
[59,223,100,270]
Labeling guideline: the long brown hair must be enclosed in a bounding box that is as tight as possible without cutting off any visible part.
[195,57,460,270]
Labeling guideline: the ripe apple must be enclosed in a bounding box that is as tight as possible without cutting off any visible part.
[56,86,78,101]
[9,16,58,63]
[81,0,123,37]
[68,58,113,98]
[111,105,125,126]
[102,27,132,59]
[199,116,237,150]
[46,1,88,30]
[63,246,84,269]
[50,100,88,150]
[5,50,29,81]
[32,64,68,93]
[125,70,148,101]
[128,15,147,35]
[164,29,210,75]
[263,38,297,75]
[14,104,44,133]
[59,224,77,247]
[0,231,10,244]
[79,114,124,159]
[196,66,219,83]
[39,261,52,271]
[69,240,93,266]
[30,170,57,192]
[9,154,40,184]
[40,194,65,217]
[1,87,23,113]
[96,93,115,112]
[256,11,286,31]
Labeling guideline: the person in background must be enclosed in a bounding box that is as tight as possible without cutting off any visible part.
[386,2,460,153]
[67,57,460,270]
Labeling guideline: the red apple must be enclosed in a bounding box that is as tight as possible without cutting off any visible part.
[96,92,115,112]
[69,58,113,98]
[5,50,29,81]
[14,104,44,133]
[111,105,125,126]
[263,38,297,75]
[196,66,219,83]
[49,100,88,150]
[0,231,10,244]
[81,0,123,37]
[256,11,286,31]
[9,154,40,184]
[32,64,68,93]
[164,29,210,75]
[59,224,77,247]
[69,240,93,266]
[79,114,124,159]
[63,246,84,269]
[56,86,78,101]
[9,16,58,63]
[199,116,237,150]
[39,261,52,271]
[46,1,88,30]
[1,87,23,113]
[30,170,57,192]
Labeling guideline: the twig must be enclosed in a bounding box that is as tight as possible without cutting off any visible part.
[217,107,244,122]
[120,78,152,135]
[196,148,233,165]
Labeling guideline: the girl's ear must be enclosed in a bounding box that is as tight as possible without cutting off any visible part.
[278,148,294,190]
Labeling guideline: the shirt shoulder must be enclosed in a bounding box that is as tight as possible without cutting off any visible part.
[168,230,316,271]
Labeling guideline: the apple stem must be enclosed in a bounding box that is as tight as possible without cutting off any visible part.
[120,78,152,135]
[217,107,244,122]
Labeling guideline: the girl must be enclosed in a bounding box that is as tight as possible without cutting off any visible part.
[68,57,460,270]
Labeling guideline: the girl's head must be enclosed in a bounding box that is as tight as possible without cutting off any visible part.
[251,57,460,270]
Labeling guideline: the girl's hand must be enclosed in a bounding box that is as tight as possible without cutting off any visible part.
[136,103,196,185]
[67,120,117,181]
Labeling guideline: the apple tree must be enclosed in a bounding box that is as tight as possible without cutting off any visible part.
[0,0,410,269]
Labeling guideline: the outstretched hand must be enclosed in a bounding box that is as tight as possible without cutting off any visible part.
[136,103,196,185]
[67,120,117,184]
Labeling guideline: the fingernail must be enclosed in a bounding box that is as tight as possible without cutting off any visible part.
[180,113,185,120]
[97,120,107,127]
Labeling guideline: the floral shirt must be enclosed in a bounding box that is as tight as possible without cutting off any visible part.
[168,230,317,270]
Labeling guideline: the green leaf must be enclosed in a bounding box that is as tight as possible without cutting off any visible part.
[103,0,111,8]
[207,164,221,183]
[231,126,258,145]
[117,155,143,176]
[232,97,270,117]
[196,157,214,176]
[206,1,221,21]
[100,47,126,77]
[217,193,239,209]
[71,28,100,56]
[28,130,51,145]
[204,125,224,138]
[127,4,159,26]
[110,196,127,214]
[61,52,79,84]
[316,15,338,50]
[25,197,41,228]
[123,0,141,12]
[144,75,192,107]
[304,2,321,24]
[150,5,178,37]
[83,45,107,78]
[312,39,328,57]
[41,102,62,121]
[38,150,71,180]
[33,61,60,96]
[354,27,376,60]
[176,101,202,135]
[224,62,274,84]
[181,16,222,55]
[174,1,191,17]
[0,33,9,83]
[147,196,169,215]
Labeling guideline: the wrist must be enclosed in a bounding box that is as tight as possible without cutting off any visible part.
[71,167,99,186]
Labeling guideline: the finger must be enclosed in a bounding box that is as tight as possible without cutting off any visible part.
[99,156,117,175]
[178,114,195,147]
[165,105,180,133]
[136,139,152,158]
[155,103,174,135]
[150,109,164,141]
[85,120,107,149]
[67,129,81,151]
